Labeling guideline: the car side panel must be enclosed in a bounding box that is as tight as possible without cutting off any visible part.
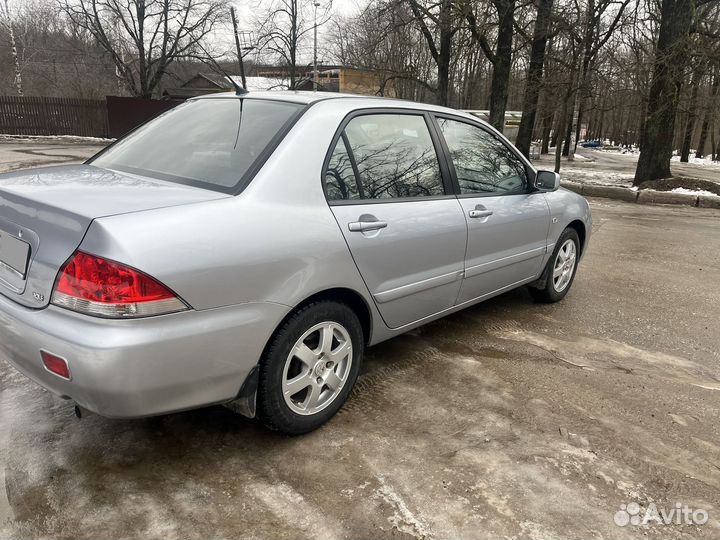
[455,193,550,303]
[541,188,593,263]
[79,100,385,329]
[330,199,467,329]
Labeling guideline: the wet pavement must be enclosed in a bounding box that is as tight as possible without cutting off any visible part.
[0,138,106,174]
[1,152,720,538]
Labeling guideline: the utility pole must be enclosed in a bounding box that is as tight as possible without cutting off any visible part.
[313,1,320,91]
[230,7,247,89]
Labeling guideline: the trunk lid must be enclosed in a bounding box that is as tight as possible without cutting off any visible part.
[0,164,230,308]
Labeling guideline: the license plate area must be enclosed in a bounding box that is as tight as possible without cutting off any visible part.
[0,230,31,279]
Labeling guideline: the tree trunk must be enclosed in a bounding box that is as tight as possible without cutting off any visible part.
[4,0,23,96]
[541,110,553,154]
[550,115,560,148]
[695,70,719,159]
[574,98,586,149]
[515,0,554,157]
[488,0,515,132]
[437,0,452,106]
[680,68,702,162]
[634,0,695,185]
[562,94,575,156]
[555,100,569,173]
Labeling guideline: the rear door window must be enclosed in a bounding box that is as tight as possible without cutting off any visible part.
[325,113,445,201]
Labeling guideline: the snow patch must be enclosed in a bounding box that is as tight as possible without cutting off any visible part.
[670,187,720,198]
[670,155,720,168]
[0,134,113,144]
[375,475,433,539]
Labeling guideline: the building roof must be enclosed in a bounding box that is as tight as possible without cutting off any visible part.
[194,72,234,89]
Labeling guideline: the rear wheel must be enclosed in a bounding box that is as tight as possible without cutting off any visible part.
[257,300,363,435]
[529,228,580,303]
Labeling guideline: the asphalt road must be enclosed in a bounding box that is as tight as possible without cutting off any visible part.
[0,138,105,174]
[0,196,719,538]
[1,142,720,538]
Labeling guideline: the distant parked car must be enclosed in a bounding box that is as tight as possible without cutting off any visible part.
[0,92,592,434]
[581,140,603,148]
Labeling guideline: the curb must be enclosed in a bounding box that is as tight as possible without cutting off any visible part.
[561,181,720,209]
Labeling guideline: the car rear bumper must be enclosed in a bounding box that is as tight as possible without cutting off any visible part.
[0,293,288,418]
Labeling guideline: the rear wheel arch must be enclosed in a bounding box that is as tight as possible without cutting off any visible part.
[288,288,373,346]
[255,297,365,434]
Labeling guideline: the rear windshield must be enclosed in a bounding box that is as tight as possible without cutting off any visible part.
[91,98,305,193]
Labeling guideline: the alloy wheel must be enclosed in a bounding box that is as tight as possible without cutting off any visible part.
[552,239,577,293]
[281,321,353,415]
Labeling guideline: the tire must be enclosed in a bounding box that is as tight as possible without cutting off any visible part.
[257,300,364,435]
[528,228,581,303]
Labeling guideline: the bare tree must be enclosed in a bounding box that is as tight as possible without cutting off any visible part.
[462,0,517,131]
[634,0,697,184]
[60,0,227,98]
[255,0,330,89]
[565,0,632,156]
[0,0,25,95]
[404,0,460,106]
[515,0,554,156]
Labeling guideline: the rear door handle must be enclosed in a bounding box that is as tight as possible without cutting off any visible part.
[348,220,388,232]
[468,209,493,218]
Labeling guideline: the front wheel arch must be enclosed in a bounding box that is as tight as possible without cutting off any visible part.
[567,219,586,257]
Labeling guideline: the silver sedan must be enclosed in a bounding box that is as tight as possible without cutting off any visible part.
[0,92,591,434]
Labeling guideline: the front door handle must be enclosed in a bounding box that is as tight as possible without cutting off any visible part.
[348,220,388,232]
[468,207,493,219]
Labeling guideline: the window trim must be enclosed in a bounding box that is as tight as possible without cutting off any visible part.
[322,107,456,205]
[87,97,310,196]
[430,112,538,199]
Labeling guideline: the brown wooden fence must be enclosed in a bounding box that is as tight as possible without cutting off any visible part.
[0,96,109,138]
[106,96,179,138]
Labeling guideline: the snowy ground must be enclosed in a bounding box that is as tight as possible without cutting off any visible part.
[0,134,113,145]
[2,199,720,539]
[671,154,720,168]
[534,149,720,190]
[2,140,720,539]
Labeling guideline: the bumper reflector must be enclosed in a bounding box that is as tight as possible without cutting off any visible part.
[41,351,71,380]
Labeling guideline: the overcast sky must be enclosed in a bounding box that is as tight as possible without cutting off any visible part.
[7,0,365,67]
[229,0,363,64]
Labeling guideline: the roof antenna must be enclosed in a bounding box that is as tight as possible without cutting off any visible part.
[198,43,247,95]
[220,64,247,95]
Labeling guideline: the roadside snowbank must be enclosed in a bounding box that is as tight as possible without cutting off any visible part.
[0,134,113,144]
[671,187,720,198]
[670,155,720,168]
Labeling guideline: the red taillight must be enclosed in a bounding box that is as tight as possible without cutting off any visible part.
[41,351,71,380]
[51,251,188,318]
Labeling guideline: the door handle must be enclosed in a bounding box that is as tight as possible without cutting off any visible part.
[348,220,388,232]
[468,208,493,219]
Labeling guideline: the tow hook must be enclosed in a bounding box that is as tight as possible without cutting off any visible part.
[74,404,91,419]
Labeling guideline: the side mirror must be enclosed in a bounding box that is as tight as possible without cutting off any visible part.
[533,170,560,192]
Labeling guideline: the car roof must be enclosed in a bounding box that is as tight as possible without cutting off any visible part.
[192,91,480,119]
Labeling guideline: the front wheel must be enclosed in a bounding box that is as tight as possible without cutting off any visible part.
[529,228,580,303]
[257,300,363,435]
